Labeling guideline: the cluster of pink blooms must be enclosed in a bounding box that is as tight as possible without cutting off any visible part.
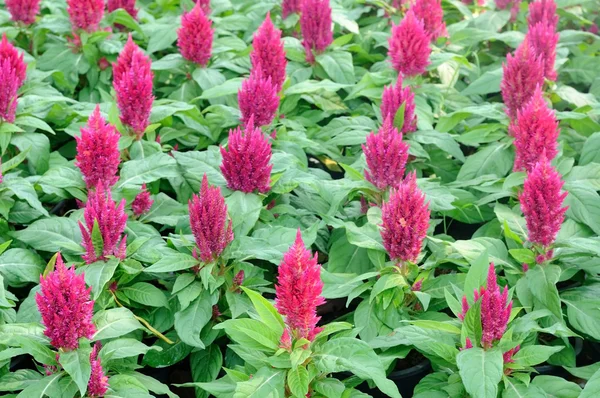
[251,13,287,92]
[0,34,27,123]
[363,117,409,191]
[88,343,109,398]
[220,117,273,193]
[5,0,40,24]
[67,0,104,32]
[459,263,512,348]
[178,2,213,67]
[381,172,430,263]
[75,106,121,190]
[495,0,522,22]
[132,183,153,217]
[528,0,558,30]
[380,76,417,134]
[519,153,568,250]
[511,86,559,172]
[282,0,302,18]
[388,10,431,77]
[501,40,544,120]
[275,230,325,342]
[527,22,558,81]
[188,174,234,263]
[113,35,154,139]
[238,68,280,127]
[300,0,333,64]
[79,184,128,264]
[411,0,447,41]
[107,0,138,20]
[35,254,96,350]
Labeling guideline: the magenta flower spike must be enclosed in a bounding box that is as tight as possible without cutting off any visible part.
[195,0,211,14]
[527,22,558,81]
[519,153,568,249]
[107,0,138,19]
[188,174,234,263]
[75,106,121,190]
[112,35,154,139]
[178,1,213,67]
[238,68,280,127]
[380,76,417,134]
[381,172,430,263]
[511,86,559,172]
[5,0,40,24]
[79,183,128,264]
[88,343,109,398]
[35,254,96,350]
[388,10,431,77]
[275,230,325,341]
[0,34,27,124]
[411,0,447,41]
[300,0,333,64]
[501,40,545,120]
[220,117,273,193]
[282,0,302,18]
[528,0,558,30]
[481,263,512,348]
[251,12,287,92]
[363,117,410,191]
[132,183,153,217]
[67,0,104,32]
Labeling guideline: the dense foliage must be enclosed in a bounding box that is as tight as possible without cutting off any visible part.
[0,0,600,397]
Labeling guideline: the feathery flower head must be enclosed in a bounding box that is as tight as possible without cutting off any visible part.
[107,0,138,20]
[35,254,95,350]
[0,34,27,123]
[195,0,211,14]
[113,35,154,139]
[363,117,409,191]
[511,86,559,172]
[300,0,333,64]
[282,0,302,18]
[79,183,128,264]
[188,174,234,263]
[496,0,522,22]
[381,76,417,134]
[388,10,431,77]
[501,40,545,120]
[6,0,40,24]
[238,67,280,127]
[411,0,447,41]
[220,117,273,193]
[381,172,430,263]
[275,230,325,341]
[67,0,104,32]
[178,2,213,67]
[75,106,121,190]
[251,13,287,91]
[519,153,568,249]
[88,343,108,398]
[503,345,520,364]
[279,328,293,350]
[132,183,153,217]
[233,270,245,288]
[528,0,558,30]
[458,264,512,349]
[527,22,558,81]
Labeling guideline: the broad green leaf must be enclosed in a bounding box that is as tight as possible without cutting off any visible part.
[174,290,215,348]
[83,258,120,300]
[11,218,83,254]
[287,367,309,397]
[581,368,600,398]
[123,282,168,307]
[226,191,263,238]
[118,152,179,188]
[233,367,285,398]
[456,347,503,398]
[99,338,160,361]
[60,345,92,396]
[241,287,284,335]
[0,248,45,286]
[93,308,144,340]
[190,346,223,398]
[144,253,199,273]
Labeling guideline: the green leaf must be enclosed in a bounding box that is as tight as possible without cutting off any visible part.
[579,133,600,165]
[99,338,160,361]
[508,248,535,264]
[580,368,600,398]
[233,367,285,398]
[190,346,223,398]
[215,318,281,352]
[123,282,168,307]
[0,248,45,286]
[117,152,179,188]
[393,102,406,131]
[199,77,244,99]
[456,347,503,398]
[225,191,263,238]
[526,264,562,320]
[410,130,466,162]
[82,258,120,300]
[241,287,284,336]
[564,182,600,235]
[457,143,513,181]
[462,68,502,95]
[174,290,215,348]
[370,273,406,303]
[93,308,144,340]
[313,337,401,398]
[60,344,92,396]
[463,251,489,300]
[513,345,564,367]
[344,222,385,251]
[15,372,64,398]
[91,219,104,260]
[10,218,83,254]
[316,51,355,84]
[144,253,199,273]
[287,367,309,397]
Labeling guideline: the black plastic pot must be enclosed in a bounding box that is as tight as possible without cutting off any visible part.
[355,359,432,398]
